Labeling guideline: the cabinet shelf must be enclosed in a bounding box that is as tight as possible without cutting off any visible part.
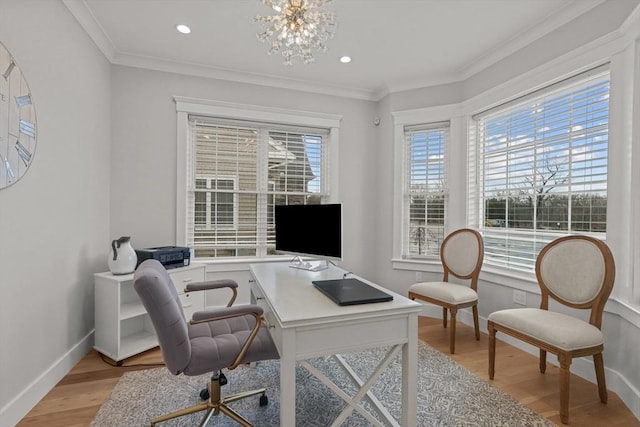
[120,302,148,320]
[120,330,158,359]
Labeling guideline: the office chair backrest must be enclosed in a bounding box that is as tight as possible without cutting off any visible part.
[133,259,191,375]
[441,228,484,283]
[536,235,615,327]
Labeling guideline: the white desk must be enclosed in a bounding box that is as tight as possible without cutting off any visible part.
[249,262,422,426]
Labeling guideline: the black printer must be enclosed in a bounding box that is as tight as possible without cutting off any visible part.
[135,246,191,269]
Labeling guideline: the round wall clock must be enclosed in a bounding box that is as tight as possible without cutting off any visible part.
[0,40,36,189]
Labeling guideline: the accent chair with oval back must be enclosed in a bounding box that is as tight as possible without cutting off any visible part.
[408,228,484,354]
[487,235,615,424]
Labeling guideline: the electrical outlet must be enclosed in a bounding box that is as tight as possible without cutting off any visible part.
[415,271,423,282]
[513,290,527,306]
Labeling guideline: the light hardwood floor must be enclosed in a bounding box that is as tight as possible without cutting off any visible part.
[17,316,639,426]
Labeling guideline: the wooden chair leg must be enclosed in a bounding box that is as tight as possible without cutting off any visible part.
[488,322,496,379]
[593,353,608,404]
[539,349,547,373]
[472,305,480,341]
[442,307,448,328]
[559,353,571,424]
[449,308,457,354]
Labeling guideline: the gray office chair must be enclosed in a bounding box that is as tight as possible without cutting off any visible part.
[133,259,279,427]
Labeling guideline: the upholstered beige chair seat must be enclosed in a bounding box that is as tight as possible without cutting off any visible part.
[488,308,604,351]
[409,282,478,305]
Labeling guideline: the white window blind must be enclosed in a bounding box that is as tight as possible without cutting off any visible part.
[471,66,610,271]
[403,122,448,258]
[187,116,329,258]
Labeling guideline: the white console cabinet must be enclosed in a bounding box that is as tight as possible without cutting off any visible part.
[94,263,205,363]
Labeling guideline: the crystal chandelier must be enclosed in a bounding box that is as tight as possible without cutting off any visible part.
[254,0,337,66]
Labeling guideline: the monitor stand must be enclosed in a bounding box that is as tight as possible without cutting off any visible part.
[288,256,330,272]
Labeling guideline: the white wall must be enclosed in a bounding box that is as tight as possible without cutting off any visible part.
[110,65,379,279]
[0,1,111,425]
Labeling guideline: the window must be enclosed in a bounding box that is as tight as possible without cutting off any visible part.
[195,177,236,229]
[186,116,330,258]
[470,66,610,272]
[402,122,448,258]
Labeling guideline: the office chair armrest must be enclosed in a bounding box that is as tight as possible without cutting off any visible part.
[190,304,266,370]
[190,304,264,323]
[184,279,238,307]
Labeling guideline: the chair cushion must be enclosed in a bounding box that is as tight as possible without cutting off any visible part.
[539,239,606,305]
[488,308,604,352]
[185,314,279,376]
[409,281,478,304]
[443,232,481,276]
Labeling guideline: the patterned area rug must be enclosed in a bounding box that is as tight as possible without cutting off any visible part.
[92,342,555,426]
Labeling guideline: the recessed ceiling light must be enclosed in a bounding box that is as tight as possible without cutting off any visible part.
[176,24,191,34]
[340,56,352,64]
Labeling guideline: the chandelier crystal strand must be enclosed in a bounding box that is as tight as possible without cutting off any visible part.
[255,0,336,66]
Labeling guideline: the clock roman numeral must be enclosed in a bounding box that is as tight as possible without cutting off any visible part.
[15,140,32,166]
[19,119,36,138]
[2,155,15,182]
[2,61,15,80]
[15,94,32,107]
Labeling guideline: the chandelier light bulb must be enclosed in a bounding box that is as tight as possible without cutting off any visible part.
[255,0,337,66]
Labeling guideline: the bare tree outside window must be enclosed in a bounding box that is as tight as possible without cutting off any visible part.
[477,69,609,271]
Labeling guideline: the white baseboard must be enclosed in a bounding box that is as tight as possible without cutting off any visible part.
[0,331,94,427]
[417,307,640,422]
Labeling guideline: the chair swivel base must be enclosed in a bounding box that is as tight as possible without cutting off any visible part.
[149,374,268,427]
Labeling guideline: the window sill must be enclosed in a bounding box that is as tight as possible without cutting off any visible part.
[392,258,443,274]
[605,299,640,328]
[393,258,539,291]
[194,256,293,273]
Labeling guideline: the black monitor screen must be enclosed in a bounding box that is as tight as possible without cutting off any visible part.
[274,204,342,260]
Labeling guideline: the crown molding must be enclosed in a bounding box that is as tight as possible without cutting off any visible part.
[111,51,378,101]
[62,0,377,101]
[378,0,607,97]
[459,0,605,80]
[62,0,617,102]
[62,0,115,62]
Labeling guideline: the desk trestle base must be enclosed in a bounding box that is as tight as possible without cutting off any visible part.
[299,344,404,427]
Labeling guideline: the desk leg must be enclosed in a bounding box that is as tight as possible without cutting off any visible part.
[402,314,418,427]
[280,329,296,426]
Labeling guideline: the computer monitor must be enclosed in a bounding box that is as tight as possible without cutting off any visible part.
[274,203,342,270]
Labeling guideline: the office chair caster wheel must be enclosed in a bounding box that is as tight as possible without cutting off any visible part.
[259,394,268,406]
[200,388,210,400]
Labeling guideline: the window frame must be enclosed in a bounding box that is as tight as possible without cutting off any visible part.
[391,105,464,273]
[402,121,449,259]
[175,97,342,261]
[194,175,238,231]
[469,66,611,273]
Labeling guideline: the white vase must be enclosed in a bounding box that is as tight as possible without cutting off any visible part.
[108,236,137,275]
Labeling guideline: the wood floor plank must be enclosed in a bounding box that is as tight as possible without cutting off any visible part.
[16,317,639,426]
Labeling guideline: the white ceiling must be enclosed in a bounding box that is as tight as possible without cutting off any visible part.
[63,0,603,100]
